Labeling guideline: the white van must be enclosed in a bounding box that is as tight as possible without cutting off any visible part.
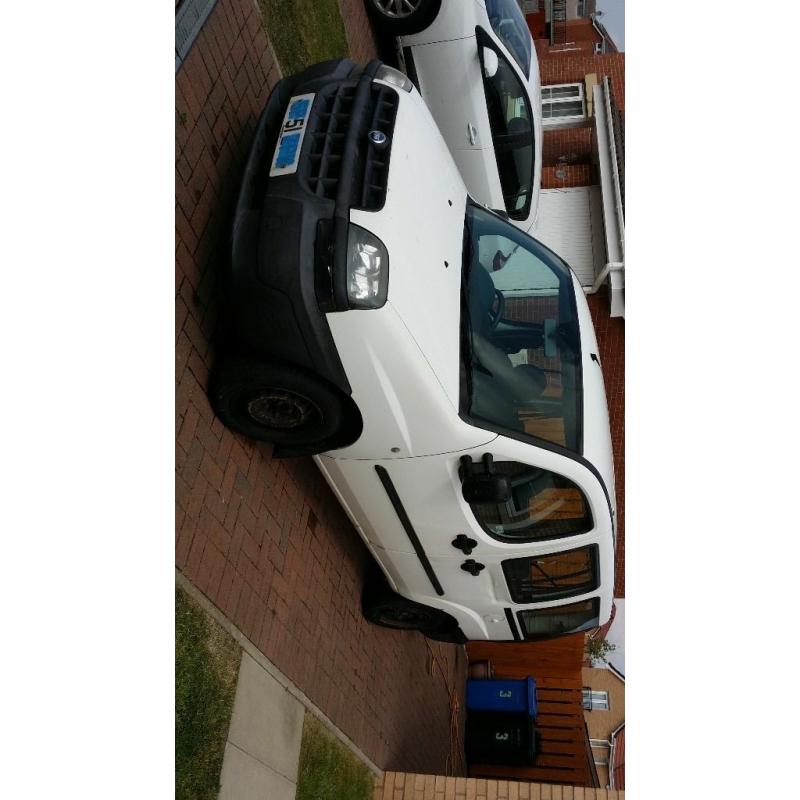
[210,58,615,643]
[365,0,543,230]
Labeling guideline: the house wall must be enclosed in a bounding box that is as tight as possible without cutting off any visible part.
[581,667,625,787]
[374,773,626,799]
[536,50,625,597]
[539,53,625,114]
[581,667,625,740]
[526,11,547,40]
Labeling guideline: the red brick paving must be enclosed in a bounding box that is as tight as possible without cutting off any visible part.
[175,0,465,774]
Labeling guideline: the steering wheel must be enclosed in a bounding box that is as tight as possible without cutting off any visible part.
[488,288,505,329]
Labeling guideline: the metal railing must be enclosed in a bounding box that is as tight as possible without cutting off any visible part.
[606,77,625,215]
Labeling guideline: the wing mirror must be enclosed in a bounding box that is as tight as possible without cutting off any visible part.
[482,47,499,78]
[460,454,511,504]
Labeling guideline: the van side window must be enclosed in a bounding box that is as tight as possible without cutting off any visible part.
[502,544,599,603]
[467,460,592,541]
[516,598,600,640]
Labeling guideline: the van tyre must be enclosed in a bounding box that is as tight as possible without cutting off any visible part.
[210,354,345,447]
[365,0,442,36]
[423,624,466,645]
[364,595,443,631]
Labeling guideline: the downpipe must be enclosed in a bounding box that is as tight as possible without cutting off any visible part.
[585,261,624,295]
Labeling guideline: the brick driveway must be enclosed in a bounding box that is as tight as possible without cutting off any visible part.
[175,0,465,774]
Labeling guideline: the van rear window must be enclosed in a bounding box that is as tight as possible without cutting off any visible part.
[502,544,599,603]
[517,598,600,640]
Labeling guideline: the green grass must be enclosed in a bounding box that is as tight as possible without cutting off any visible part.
[175,589,242,800]
[258,0,351,76]
[296,714,375,800]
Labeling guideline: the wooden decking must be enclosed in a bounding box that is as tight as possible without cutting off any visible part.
[466,634,597,787]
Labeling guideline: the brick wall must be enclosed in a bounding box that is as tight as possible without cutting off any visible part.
[541,163,596,190]
[536,49,625,597]
[542,126,594,168]
[539,53,625,115]
[374,773,625,799]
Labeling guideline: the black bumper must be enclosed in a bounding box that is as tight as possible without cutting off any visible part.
[229,58,398,396]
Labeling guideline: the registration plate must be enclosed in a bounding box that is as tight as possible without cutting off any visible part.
[269,93,315,177]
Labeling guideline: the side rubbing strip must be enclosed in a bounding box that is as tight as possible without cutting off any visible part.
[374,466,445,596]
[504,608,521,641]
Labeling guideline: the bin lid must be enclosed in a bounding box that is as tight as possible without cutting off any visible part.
[526,676,538,717]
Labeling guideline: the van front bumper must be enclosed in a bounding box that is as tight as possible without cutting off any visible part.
[228,58,398,396]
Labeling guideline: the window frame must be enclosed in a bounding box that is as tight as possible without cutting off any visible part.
[459,202,585,454]
[541,83,586,126]
[515,597,601,641]
[502,543,600,604]
[464,459,594,543]
[582,688,610,711]
[476,27,536,221]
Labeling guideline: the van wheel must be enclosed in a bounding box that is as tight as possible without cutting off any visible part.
[424,625,466,645]
[210,354,345,447]
[365,0,442,36]
[364,595,443,631]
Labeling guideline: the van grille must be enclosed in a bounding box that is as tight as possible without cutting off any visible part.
[305,84,355,203]
[303,83,397,212]
[360,85,398,210]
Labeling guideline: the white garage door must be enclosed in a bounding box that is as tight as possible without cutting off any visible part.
[532,187,605,286]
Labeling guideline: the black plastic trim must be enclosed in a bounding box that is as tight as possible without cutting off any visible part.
[374,466,445,597]
[504,607,521,640]
[402,46,420,91]
[475,26,535,222]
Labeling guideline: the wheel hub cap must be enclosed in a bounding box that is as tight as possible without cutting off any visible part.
[246,389,316,430]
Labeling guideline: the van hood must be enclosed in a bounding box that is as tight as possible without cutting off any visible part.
[350,83,468,410]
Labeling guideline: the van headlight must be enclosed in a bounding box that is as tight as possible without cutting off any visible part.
[346,225,389,309]
[375,65,413,93]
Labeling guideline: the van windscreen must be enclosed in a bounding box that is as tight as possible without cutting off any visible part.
[459,204,583,452]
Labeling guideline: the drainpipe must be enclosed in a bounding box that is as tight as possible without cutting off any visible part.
[586,262,624,294]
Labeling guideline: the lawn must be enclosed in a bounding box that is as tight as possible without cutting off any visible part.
[175,589,242,800]
[296,713,375,800]
[258,0,351,76]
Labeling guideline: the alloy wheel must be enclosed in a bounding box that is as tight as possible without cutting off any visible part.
[372,0,422,19]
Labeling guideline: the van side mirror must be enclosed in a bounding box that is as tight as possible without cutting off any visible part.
[462,474,512,504]
[482,48,499,78]
[460,453,511,504]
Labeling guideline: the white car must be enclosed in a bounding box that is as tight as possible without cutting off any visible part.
[365,0,543,231]
[210,58,615,643]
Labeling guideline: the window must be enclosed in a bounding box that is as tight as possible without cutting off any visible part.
[461,205,583,452]
[502,544,599,603]
[577,0,588,16]
[485,0,533,77]
[517,597,600,640]
[479,37,535,220]
[466,460,592,541]
[582,688,609,711]
[541,83,585,124]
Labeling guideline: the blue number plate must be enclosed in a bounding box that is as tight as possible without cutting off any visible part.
[269,93,315,177]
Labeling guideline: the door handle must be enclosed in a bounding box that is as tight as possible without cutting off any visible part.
[467,123,478,145]
[461,559,486,576]
[452,534,478,555]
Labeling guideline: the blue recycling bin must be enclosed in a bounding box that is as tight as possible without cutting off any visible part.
[466,676,538,717]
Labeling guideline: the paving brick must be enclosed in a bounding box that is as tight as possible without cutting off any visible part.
[175,0,465,775]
